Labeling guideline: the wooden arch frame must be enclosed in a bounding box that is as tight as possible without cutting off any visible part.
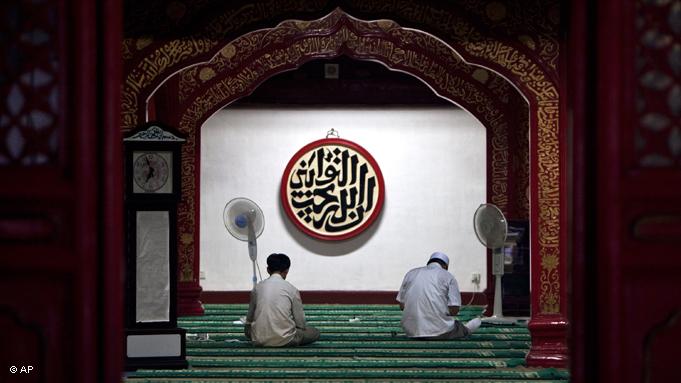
[122,8,565,367]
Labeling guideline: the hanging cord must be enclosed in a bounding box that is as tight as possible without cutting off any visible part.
[326,128,340,138]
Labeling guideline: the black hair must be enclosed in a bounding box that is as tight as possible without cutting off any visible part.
[427,258,448,269]
[267,253,291,272]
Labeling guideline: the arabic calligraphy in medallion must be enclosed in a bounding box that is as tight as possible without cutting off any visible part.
[281,138,385,241]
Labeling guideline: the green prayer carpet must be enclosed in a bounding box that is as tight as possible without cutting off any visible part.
[124,304,570,382]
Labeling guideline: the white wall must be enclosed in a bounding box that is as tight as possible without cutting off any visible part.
[200,107,487,291]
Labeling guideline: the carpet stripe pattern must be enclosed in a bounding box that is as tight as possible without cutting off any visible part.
[124,304,569,382]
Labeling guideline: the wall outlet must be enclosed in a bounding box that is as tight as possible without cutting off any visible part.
[471,273,481,288]
[324,63,339,79]
[200,271,206,280]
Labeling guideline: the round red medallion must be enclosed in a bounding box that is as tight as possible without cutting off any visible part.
[280,138,385,241]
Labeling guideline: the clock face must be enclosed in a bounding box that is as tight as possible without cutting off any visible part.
[132,151,172,193]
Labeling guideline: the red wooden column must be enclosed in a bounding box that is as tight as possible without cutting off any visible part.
[566,0,591,379]
[525,98,570,367]
[591,1,681,381]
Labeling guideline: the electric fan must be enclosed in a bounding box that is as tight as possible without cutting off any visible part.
[473,203,524,325]
[223,197,265,289]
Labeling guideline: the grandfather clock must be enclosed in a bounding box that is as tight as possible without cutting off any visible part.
[123,122,188,370]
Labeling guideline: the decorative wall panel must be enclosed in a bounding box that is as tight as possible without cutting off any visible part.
[635,0,681,168]
[0,1,61,166]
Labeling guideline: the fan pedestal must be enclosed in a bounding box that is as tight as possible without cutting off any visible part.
[481,248,529,326]
[481,274,527,325]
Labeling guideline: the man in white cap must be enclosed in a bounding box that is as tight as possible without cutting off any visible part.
[396,251,481,339]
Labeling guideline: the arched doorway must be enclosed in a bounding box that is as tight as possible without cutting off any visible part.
[122,7,565,366]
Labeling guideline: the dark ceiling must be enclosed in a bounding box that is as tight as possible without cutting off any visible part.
[232,55,452,106]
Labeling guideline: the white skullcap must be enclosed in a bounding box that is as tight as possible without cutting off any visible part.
[429,252,449,266]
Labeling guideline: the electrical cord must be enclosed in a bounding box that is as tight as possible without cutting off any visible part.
[256,260,263,282]
[463,280,490,314]
[463,283,478,307]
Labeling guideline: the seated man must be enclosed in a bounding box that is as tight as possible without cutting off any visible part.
[396,252,481,339]
[245,253,320,347]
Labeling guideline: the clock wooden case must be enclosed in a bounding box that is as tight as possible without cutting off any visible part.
[123,122,187,370]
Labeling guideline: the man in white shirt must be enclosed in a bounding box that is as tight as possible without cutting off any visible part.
[396,252,481,339]
[245,253,320,347]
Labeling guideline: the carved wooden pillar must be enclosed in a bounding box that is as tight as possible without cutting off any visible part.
[525,103,569,367]
[570,0,681,381]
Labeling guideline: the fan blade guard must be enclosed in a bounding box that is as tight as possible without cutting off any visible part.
[473,203,508,249]
[223,197,265,241]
